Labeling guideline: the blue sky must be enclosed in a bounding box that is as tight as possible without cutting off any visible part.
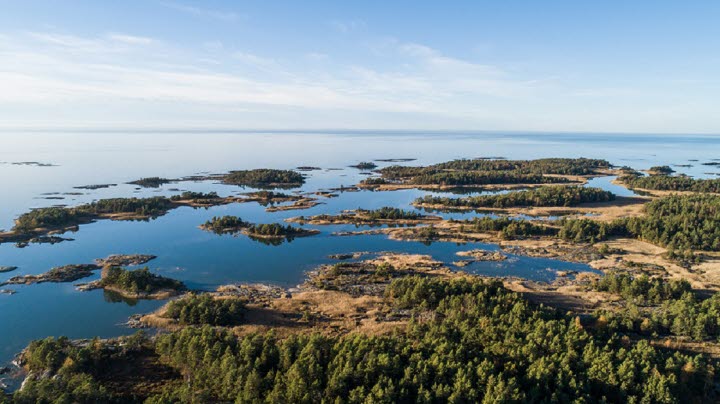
[0,1,718,133]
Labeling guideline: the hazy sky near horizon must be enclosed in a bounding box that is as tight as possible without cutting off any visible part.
[1,1,719,133]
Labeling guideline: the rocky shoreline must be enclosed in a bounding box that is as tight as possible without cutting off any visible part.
[0,264,100,286]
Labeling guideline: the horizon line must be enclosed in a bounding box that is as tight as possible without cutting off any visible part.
[0,127,719,137]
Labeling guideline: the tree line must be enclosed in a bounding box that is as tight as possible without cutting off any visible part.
[202,216,312,238]
[433,157,611,175]
[416,186,615,209]
[621,173,720,193]
[13,275,717,402]
[100,267,185,294]
[356,207,422,220]
[13,197,175,232]
[409,171,571,186]
[128,177,172,188]
[593,272,720,341]
[164,294,245,326]
[169,191,219,201]
[593,271,691,304]
[222,169,305,188]
[559,194,720,252]
[374,157,610,183]
[453,216,557,239]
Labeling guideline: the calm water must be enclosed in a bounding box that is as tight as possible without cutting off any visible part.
[1,131,719,375]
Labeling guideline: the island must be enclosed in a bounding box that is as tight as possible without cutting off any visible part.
[0,264,100,286]
[127,177,173,188]
[221,169,305,188]
[414,186,615,210]
[359,157,613,190]
[618,171,720,194]
[287,207,440,225]
[77,266,185,299]
[95,254,157,267]
[73,183,117,190]
[646,165,675,175]
[0,254,158,288]
[200,216,320,242]
[349,161,378,170]
[455,249,507,262]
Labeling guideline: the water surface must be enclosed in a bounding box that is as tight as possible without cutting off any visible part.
[1,131,718,370]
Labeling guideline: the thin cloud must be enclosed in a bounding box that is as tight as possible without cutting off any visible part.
[161,2,243,22]
[0,32,543,118]
[329,20,366,33]
[106,33,157,45]
[232,51,280,71]
[27,31,160,53]
[4,30,696,133]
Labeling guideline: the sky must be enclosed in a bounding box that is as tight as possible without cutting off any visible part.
[0,0,719,133]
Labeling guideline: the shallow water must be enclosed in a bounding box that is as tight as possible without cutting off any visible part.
[1,131,718,369]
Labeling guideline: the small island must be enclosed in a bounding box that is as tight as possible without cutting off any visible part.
[350,161,378,170]
[95,254,157,267]
[73,183,117,190]
[78,266,186,299]
[288,207,439,225]
[374,158,416,162]
[647,165,675,175]
[127,177,173,188]
[222,169,305,188]
[200,216,320,241]
[1,264,100,286]
[455,249,507,262]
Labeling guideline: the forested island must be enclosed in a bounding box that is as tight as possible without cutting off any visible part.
[647,165,675,175]
[349,161,378,170]
[360,157,612,189]
[221,169,305,188]
[78,267,186,299]
[414,186,615,209]
[128,177,173,188]
[288,207,439,225]
[620,172,720,193]
[201,215,319,241]
[10,197,176,234]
